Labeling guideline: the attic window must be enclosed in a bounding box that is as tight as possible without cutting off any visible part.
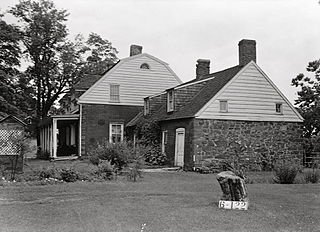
[144,98,150,115]
[110,84,120,102]
[276,103,283,114]
[167,90,174,112]
[140,63,150,69]
[219,100,228,112]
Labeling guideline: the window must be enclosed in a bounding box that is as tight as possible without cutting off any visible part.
[109,123,124,143]
[276,103,283,114]
[110,84,120,102]
[167,90,174,112]
[140,63,150,69]
[161,130,168,154]
[219,100,228,112]
[144,98,150,115]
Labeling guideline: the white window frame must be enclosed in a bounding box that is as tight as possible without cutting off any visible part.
[161,130,168,154]
[110,84,120,102]
[167,90,174,112]
[275,103,283,114]
[144,98,150,115]
[219,100,228,112]
[109,123,124,143]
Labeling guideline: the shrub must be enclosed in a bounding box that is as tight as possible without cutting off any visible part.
[144,145,167,166]
[89,156,100,166]
[88,140,132,170]
[127,161,143,182]
[93,160,114,180]
[304,169,320,183]
[37,167,57,180]
[59,168,79,182]
[36,149,50,160]
[273,160,301,184]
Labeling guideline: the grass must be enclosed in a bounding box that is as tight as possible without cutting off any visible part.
[0,162,319,232]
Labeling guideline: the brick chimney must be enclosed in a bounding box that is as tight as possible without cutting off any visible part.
[196,59,210,79]
[130,45,143,56]
[238,39,256,66]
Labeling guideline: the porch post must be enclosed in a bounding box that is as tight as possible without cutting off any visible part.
[70,124,76,145]
[40,128,44,151]
[44,127,47,152]
[49,125,53,158]
[46,126,49,153]
[53,119,58,158]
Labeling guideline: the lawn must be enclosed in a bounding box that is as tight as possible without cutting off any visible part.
[0,163,319,232]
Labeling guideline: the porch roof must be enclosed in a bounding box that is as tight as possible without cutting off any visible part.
[39,114,80,127]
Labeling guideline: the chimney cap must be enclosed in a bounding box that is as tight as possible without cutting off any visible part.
[238,39,256,45]
[196,59,211,79]
[130,44,143,56]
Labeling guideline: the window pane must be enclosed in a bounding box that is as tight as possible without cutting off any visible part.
[110,84,119,102]
[220,100,228,112]
[276,103,282,113]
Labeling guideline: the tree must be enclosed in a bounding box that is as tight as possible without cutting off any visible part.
[9,0,118,144]
[71,33,118,78]
[10,0,70,121]
[0,14,23,118]
[292,59,320,137]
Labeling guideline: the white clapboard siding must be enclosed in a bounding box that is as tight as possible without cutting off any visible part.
[79,54,181,105]
[196,62,303,122]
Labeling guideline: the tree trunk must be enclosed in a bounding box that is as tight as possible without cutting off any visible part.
[216,171,248,201]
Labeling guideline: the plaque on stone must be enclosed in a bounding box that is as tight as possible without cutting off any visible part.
[216,171,249,210]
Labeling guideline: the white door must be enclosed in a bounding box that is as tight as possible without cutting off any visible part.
[175,128,185,167]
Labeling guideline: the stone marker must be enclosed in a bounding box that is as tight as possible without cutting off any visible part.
[216,171,248,201]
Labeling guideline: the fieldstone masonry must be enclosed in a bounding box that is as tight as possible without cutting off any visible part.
[193,119,304,171]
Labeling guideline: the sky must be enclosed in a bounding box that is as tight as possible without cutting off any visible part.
[1,0,320,103]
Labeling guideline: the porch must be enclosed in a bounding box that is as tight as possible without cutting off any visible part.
[39,114,80,159]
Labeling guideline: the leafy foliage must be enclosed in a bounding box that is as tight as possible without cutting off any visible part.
[59,168,80,182]
[88,140,133,170]
[292,59,320,138]
[0,15,35,119]
[144,145,167,165]
[93,160,114,180]
[9,0,71,120]
[37,167,57,180]
[273,160,301,184]
[134,117,161,146]
[304,169,320,183]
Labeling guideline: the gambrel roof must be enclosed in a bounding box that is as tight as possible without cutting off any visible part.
[78,53,182,105]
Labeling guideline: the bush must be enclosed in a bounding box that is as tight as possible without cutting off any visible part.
[93,160,114,180]
[88,140,132,170]
[59,168,79,182]
[144,145,167,166]
[89,156,100,166]
[36,149,51,160]
[37,167,57,180]
[304,169,320,183]
[273,160,301,184]
[127,161,143,182]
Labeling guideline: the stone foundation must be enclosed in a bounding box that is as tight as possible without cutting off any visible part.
[193,119,304,171]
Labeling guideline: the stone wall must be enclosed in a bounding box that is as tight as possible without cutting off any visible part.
[193,119,304,170]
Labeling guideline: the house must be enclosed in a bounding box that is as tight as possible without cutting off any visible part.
[0,115,27,171]
[38,45,182,158]
[129,39,304,170]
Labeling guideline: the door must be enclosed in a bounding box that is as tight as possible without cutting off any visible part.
[175,128,185,167]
